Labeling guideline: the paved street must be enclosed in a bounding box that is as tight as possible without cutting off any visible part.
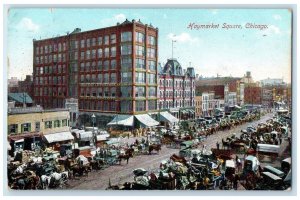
[63,112,289,190]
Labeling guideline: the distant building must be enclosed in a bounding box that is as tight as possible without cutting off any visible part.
[260,78,285,86]
[195,96,202,118]
[158,59,196,120]
[196,76,244,113]
[8,107,71,154]
[65,98,79,127]
[244,86,262,105]
[8,77,19,87]
[8,93,33,107]
[18,75,34,99]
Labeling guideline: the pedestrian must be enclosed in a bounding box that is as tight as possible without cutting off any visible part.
[279,136,282,145]
[233,174,238,190]
[216,141,220,150]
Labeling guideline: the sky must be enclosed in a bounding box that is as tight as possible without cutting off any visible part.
[6,8,292,83]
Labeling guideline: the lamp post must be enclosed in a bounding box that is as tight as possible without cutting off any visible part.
[91,113,96,148]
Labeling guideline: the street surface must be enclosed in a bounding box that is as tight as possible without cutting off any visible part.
[64,112,290,190]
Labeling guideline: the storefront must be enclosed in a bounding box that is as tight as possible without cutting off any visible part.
[43,131,74,151]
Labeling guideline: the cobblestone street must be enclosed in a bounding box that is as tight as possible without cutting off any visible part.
[63,112,289,190]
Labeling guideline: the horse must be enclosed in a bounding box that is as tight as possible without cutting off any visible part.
[41,175,51,189]
[222,138,231,150]
[170,154,187,165]
[118,150,133,164]
[148,144,162,155]
[13,163,27,175]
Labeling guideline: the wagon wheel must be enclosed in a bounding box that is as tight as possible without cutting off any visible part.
[245,172,256,190]
[258,154,264,161]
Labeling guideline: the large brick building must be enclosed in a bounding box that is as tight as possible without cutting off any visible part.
[195,77,244,108]
[158,59,196,119]
[33,19,159,127]
[244,86,262,105]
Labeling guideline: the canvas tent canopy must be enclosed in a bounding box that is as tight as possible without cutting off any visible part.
[135,114,159,127]
[79,131,93,141]
[159,111,179,124]
[107,115,134,126]
[43,132,74,143]
[107,114,159,127]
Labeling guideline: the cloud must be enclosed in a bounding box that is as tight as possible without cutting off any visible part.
[268,25,281,34]
[16,17,39,32]
[101,13,127,26]
[273,14,282,21]
[114,13,126,22]
[167,32,200,43]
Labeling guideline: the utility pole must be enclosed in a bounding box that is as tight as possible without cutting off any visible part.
[172,38,176,59]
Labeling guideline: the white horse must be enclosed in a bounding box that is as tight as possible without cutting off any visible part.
[50,171,69,188]
[14,163,27,175]
[40,175,51,189]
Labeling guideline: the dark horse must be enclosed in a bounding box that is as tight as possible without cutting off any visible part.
[148,144,162,155]
[118,149,133,164]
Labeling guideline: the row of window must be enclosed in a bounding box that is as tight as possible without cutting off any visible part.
[35,31,156,56]
[79,100,157,112]
[34,87,66,96]
[79,60,117,72]
[35,76,66,85]
[80,73,117,83]
[8,119,69,134]
[35,42,67,55]
[44,119,69,129]
[121,72,156,84]
[159,79,195,88]
[35,65,67,75]
[79,86,157,98]
[159,100,194,109]
[35,53,67,64]
[160,90,194,98]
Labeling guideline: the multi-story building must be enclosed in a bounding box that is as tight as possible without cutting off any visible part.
[33,19,159,127]
[8,107,72,153]
[196,77,244,108]
[158,59,195,119]
[244,86,262,105]
[195,96,202,118]
[8,76,34,99]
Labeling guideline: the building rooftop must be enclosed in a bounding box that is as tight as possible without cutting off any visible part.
[8,106,70,115]
[196,77,242,86]
[160,59,196,78]
[34,19,158,42]
[8,93,33,104]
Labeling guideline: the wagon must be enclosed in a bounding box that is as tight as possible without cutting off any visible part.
[263,165,285,178]
[261,172,285,190]
[257,143,280,161]
[106,149,119,165]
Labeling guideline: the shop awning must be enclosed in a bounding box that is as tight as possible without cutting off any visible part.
[97,135,108,141]
[79,131,93,141]
[159,111,179,124]
[135,114,159,127]
[107,115,134,126]
[44,132,74,143]
[189,109,195,113]
[72,129,85,138]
